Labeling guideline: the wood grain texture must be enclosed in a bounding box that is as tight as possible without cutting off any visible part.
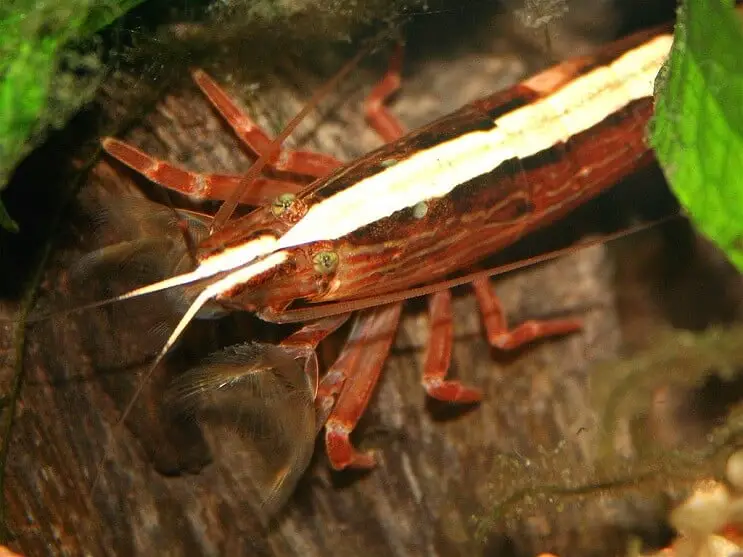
[5,3,740,556]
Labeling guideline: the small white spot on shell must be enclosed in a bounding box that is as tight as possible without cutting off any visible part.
[193,175,207,199]
[413,201,428,219]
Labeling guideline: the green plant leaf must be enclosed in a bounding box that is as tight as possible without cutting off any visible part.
[650,0,743,271]
[0,199,18,233]
[0,0,147,232]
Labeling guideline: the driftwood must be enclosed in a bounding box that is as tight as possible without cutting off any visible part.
[3,2,743,556]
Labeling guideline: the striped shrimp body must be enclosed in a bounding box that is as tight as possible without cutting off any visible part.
[94,23,673,507]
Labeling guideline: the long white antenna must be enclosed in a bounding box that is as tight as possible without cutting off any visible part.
[25,235,279,324]
[90,251,288,490]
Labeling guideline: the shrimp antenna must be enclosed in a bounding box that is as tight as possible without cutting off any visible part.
[211,33,388,231]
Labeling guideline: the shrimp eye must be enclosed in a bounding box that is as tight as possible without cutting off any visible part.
[312,250,338,274]
[271,193,297,217]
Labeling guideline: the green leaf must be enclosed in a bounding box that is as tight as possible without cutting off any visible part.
[0,0,147,231]
[0,197,18,233]
[650,0,743,271]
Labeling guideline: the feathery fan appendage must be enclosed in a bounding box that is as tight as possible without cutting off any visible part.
[165,342,317,512]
